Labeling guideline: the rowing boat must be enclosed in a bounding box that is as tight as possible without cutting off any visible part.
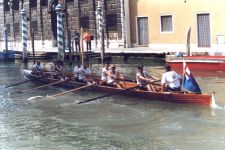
[23,70,213,106]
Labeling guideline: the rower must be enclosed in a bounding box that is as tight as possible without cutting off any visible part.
[136,65,159,92]
[77,64,92,83]
[161,64,182,92]
[107,64,124,89]
[31,61,44,76]
[100,63,110,85]
[54,60,64,79]
[73,63,82,81]
[50,60,57,78]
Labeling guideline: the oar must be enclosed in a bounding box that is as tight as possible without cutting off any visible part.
[77,85,140,104]
[77,80,160,104]
[5,75,47,88]
[15,80,65,93]
[5,79,36,88]
[48,84,92,98]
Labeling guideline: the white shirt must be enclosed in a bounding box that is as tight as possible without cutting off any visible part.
[107,71,118,84]
[161,71,181,89]
[32,64,43,72]
[73,66,80,78]
[101,67,109,81]
[136,71,148,85]
[78,67,91,80]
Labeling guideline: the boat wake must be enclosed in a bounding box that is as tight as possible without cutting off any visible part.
[27,96,43,101]
[210,93,225,111]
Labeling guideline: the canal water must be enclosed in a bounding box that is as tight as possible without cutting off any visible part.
[0,58,225,150]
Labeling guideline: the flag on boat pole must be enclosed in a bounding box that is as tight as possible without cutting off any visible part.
[183,60,201,94]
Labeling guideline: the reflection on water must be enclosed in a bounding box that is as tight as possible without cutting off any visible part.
[0,59,225,149]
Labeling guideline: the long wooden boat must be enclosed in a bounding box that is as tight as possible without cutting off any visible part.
[23,70,213,106]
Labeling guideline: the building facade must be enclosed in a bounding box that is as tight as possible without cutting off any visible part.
[129,0,225,54]
[0,0,126,52]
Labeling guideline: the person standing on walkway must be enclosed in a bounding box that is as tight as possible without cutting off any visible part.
[84,31,91,51]
[74,30,80,52]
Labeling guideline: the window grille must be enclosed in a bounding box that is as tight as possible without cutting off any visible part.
[80,16,89,29]
[197,13,211,47]
[14,23,20,34]
[4,0,10,11]
[31,21,38,33]
[6,24,11,35]
[40,0,48,6]
[106,14,117,31]
[30,0,37,8]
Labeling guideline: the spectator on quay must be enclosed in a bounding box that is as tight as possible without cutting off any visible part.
[84,31,91,51]
[74,30,80,52]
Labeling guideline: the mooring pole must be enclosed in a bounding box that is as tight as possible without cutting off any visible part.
[21,4,28,63]
[55,0,64,61]
[96,1,105,65]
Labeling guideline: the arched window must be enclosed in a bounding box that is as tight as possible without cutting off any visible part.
[4,0,10,11]
[66,0,74,2]
[13,0,19,10]
[30,0,37,8]
[40,0,48,6]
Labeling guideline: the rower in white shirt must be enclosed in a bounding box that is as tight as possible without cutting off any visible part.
[161,64,182,92]
[100,63,110,85]
[73,64,82,81]
[78,65,92,83]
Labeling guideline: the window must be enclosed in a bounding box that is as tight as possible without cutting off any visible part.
[14,23,20,34]
[13,0,19,10]
[80,16,89,29]
[79,0,88,4]
[31,21,38,33]
[6,24,11,35]
[66,0,74,2]
[197,13,211,47]
[160,15,173,32]
[40,0,48,6]
[4,0,10,11]
[106,14,117,30]
[30,0,37,8]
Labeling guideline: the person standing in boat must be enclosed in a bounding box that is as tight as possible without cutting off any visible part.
[100,63,110,85]
[31,61,44,76]
[107,65,124,88]
[136,65,159,92]
[161,64,182,92]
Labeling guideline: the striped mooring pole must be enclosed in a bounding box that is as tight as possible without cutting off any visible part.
[96,1,104,63]
[55,2,64,61]
[21,5,28,63]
